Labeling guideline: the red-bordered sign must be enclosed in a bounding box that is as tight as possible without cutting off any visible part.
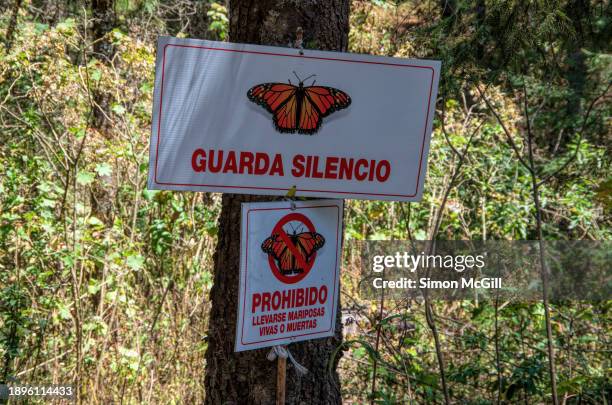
[236,200,342,352]
[264,212,323,284]
[148,37,441,202]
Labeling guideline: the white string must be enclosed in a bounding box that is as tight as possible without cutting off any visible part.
[293,27,304,55]
[283,198,297,211]
[267,345,308,376]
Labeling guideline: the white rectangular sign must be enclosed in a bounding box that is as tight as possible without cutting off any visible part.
[148,36,440,201]
[235,199,343,352]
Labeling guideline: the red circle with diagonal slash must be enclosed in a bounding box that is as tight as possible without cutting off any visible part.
[267,212,317,284]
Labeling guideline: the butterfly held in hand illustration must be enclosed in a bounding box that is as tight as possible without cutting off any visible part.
[247,72,351,135]
[261,227,325,276]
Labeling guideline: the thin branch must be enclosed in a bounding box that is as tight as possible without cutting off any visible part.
[476,85,533,174]
[523,80,558,405]
[429,120,484,240]
[537,81,612,187]
[369,270,386,404]
[494,294,502,405]
[422,118,483,405]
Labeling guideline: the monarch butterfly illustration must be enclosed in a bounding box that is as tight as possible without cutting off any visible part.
[247,72,351,135]
[261,228,325,275]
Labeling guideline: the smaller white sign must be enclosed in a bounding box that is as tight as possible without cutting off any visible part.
[235,199,343,352]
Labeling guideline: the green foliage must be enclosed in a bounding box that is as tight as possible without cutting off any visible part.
[0,7,220,401]
[340,1,610,403]
[206,3,229,41]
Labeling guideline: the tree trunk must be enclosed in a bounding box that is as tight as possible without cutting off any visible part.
[203,1,349,404]
[89,0,116,324]
[3,0,22,51]
[89,0,116,226]
[439,0,456,20]
[474,0,486,62]
[563,0,589,144]
[91,0,115,131]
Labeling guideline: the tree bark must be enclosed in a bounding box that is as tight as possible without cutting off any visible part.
[89,0,116,323]
[89,0,116,226]
[91,0,115,131]
[3,0,22,51]
[439,0,456,21]
[204,1,349,404]
[563,0,589,142]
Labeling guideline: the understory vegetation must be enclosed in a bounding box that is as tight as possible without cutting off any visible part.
[0,0,610,403]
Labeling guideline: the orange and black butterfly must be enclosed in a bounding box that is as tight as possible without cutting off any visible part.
[261,229,325,275]
[247,72,351,135]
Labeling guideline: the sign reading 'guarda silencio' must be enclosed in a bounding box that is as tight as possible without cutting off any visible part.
[147,36,441,201]
[235,199,343,351]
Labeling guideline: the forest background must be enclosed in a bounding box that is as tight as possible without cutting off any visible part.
[0,0,610,403]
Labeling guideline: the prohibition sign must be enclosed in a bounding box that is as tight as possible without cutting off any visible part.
[267,212,318,284]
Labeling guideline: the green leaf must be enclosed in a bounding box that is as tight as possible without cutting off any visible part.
[87,216,104,227]
[59,305,72,320]
[69,126,86,140]
[76,171,95,185]
[87,281,101,295]
[111,103,126,115]
[95,163,113,177]
[126,254,144,271]
[142,189,159,201]
[91,68,102,82]
[353,347,366,359]
[111,28,126,41]
[56,18,76,32]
